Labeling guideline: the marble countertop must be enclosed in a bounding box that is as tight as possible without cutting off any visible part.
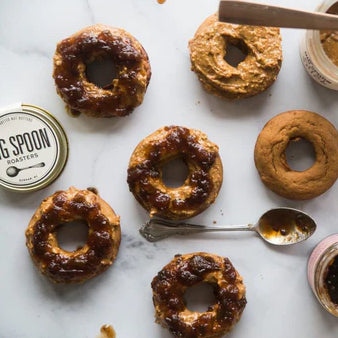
[0,0,337,337]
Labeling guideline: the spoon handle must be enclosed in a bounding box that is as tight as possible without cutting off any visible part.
[218,1,338,30]
[27,162,45,169]
[140,219,254,242]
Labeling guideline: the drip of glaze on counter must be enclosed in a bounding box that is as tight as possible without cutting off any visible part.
[97,325,116,338]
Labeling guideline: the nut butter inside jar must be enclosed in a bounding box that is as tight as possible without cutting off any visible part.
[308,234,338,317]
[320,2,338,67]
[300,0,338,90]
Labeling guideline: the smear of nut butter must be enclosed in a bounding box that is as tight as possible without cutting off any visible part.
[97,325,116,338]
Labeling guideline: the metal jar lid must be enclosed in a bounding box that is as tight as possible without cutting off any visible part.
[0,103,68,192]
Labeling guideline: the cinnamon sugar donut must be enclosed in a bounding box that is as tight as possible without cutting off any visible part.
[151,253,247,338]
[127,126,223,220]
[25,187,121,283]
[189,14,282,99]
[254,110,338,199]
[53,24,151,117]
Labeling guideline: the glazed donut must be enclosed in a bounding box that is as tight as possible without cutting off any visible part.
[189,14,282,99]
[127,126,223,220]
[151,253,247,338]
[254,110,338,200]
[53,24,151,117]
[25,187,121,283]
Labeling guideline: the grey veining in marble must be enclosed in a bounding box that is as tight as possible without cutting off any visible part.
[0,0,337,337]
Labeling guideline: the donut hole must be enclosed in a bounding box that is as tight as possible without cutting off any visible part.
[184,282,217,312]
[285,137,316,171]
[161,157,189,188]
[223,36,249,67]
[86,57,117,89]
[56,220,89,252]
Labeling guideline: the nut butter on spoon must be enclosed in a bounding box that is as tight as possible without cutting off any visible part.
[140,207,316,245]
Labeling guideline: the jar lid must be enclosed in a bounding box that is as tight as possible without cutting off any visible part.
[0,103,68,192]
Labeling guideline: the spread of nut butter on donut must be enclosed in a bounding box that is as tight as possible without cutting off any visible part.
[127,126,223,219]
[25,187,121,283]
[53,24,151,117]
[128,127,215,208]
[320,2,338,67]
[324,255,338,305]
[151,253,246,337]
[189,14,282,99]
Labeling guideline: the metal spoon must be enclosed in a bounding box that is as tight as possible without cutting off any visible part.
[218,1,338,30]
[140,208,316,245]
[6,162,45,177]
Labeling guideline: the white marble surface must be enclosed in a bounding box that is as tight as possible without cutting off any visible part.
[0,0,337,337]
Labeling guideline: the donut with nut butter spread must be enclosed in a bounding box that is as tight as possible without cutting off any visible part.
[189,14,282,99]
[151,253,247,338]
[53,24,151,117]
[25,187,121,283]
[254,110,338,200]
[127,126,223,220]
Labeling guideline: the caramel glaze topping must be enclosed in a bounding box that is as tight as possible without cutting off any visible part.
[30,192,116,283]
[152,253,247,337]
[54,28,149,116]
[127,126,216,212]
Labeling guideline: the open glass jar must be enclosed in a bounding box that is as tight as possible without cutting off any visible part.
[299,0,338,90]
[308,234,338,317]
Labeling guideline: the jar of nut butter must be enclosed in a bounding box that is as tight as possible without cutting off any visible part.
[299,0,338,90]
[0,103,68,192]
[308,234,338,317]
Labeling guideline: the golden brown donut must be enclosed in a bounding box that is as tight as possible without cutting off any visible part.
[127,126,223,220]
[25,187,121,283]
[151,253,247,338]
[189,14,282,99]
[254,110,338,199]
[53,24,151,117]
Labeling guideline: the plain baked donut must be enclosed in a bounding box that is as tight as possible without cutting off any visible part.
[254,110,338,199]
[127,126,223,220]
[25,187,121,283]
[189,14,282,99]
[53,24,151,117]
[151,253,247,338]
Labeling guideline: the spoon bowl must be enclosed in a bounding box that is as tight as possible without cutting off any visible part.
[140,207,316,245]
[255,208,316,245]
[6,166,19,177]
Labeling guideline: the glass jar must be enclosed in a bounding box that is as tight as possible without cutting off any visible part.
[308,234,338,317]
[299,0,338,90]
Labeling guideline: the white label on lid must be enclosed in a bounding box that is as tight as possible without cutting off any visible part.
[0,111,59,187]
